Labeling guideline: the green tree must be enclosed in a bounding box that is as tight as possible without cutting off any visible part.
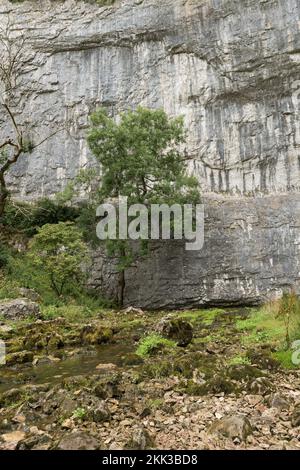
[87,107,201,306]
[28,222,88,296]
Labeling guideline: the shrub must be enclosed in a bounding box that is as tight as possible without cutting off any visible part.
[28,222,88,296]
[0,243,10,269]
[1,199,80,237]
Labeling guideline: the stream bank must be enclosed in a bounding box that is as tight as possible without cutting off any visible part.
[1,306,300,450]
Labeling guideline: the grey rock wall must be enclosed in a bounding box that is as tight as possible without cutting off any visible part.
[89,194,300,308]
[1,0,300,197]
[1,0,300,307]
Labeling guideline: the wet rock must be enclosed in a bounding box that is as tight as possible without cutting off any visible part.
[0,299,41,320]
[5,350,34,366]
[0,418,12,432]
[47,333,64,350]
[155,316,193,347]
[291,404,300,427]
[56,432,101,450]
[210,415,253,442]
[124,426,155,450]
[92,401,111,423]
[33,355,61,366]
[80,324,113,345]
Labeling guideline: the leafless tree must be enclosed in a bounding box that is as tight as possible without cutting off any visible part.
[0,19,61,218]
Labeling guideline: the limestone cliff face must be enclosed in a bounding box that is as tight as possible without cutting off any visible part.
[2,0,300,196]
[1,0,300,307]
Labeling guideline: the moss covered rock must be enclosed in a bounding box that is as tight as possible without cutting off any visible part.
[80,324,113,345]
[155,316,193,347]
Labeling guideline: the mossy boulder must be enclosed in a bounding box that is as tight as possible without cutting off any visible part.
[80,324,113,345]
[246,349,280,370]
[226,364,263,382]
[181,374,236,396]
[155,316,193,347]
[5,350,34,366]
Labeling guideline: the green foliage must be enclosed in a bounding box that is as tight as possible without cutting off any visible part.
[0,243,11,268]
[228,355,251,366]
[72,407,86,420]
[41,301,105,322]
[28,222,88,296]
[87,107,201,304]
[88,107,200,207]
[236,295,300,349]
[136,333,176,358]
[272,350,298,370]
[236,295,300,369]
[276,291,300,347]
[1,199,80,237]
[177,308,223,326]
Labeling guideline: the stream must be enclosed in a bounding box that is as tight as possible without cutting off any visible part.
[0,342,134,393]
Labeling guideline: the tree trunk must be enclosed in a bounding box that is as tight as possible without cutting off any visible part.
[118,244,126,307]
[0,174,8,219]
[118,268,125,307]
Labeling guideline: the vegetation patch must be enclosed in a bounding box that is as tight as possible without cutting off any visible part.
[177,308,224,326]
[136,334,176,358]
[236,295,300,369]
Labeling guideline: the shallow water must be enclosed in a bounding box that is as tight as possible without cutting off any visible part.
[0,342,134,393]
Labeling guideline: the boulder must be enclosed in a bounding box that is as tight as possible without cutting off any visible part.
[0,299,41,320]
[248,377,274,396]
[92,401,111,423]
[80,324,113,345]
[155,316,193,346]
[56,432,101,450]
[5,350,34,366]
[124,426,155,450]
[269,393,290,411]
[18,288,41,303]
[210,415,253,442]
[291,404,300,427]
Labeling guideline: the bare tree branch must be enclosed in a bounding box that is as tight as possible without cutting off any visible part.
[0,18,63,217]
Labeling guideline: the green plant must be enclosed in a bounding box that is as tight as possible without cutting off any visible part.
[1,199,79,237]
[178,308,223,326]
[272,350,299,369]
[0,242,11,268]
[28,222,88,296]
[228,355,251,366]
[136,334,176,358]
[72,408,86,420]
[276,291,300,347]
